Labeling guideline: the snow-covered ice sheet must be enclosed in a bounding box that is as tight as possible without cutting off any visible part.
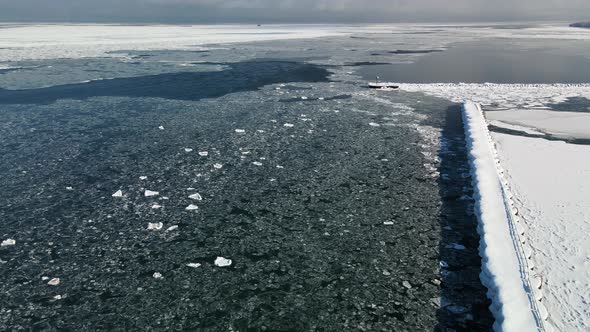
[486,109,590,139]
[491,131,590,332]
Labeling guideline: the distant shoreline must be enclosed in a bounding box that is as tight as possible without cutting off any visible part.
[570,21,590,28]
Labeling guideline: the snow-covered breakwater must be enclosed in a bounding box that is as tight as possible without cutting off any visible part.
[462,102,541,332]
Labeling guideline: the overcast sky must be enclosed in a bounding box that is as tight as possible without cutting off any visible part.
[0,0,589,23]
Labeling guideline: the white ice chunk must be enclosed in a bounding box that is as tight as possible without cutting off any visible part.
[185,204,199,211]
[153,272,163,279]
[235,129,246,133]
[144,190,159,197]
[186,263,202,268]
[112,190,124,198]
[369,122,381,127]
[215,256,232,267]
[184,148,193,153]
[148,222,163,230]
[252,162,263,166]
[66,187,73,191]
[139,176,148,180]
[213,163,223,169]
[47,278,60,286]
[158,126,164,130]
[284,123,294,128]
[166,225,179,232]
[151,204,162,209]
[1,239,16,247]
[199,151,209,157]
[188,193,203,201]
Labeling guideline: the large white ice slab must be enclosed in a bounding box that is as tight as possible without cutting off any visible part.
[492,131,590,332]
[486,109,590,139]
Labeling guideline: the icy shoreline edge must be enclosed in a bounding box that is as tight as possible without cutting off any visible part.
[462,102,541,332]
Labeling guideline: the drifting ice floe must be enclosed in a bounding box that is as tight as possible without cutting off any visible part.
[144,190,159,197]
[283,123,294,128]
[166,225,178,232]
[369,122,381,127]
[139,176,148,180]
[186,263,202,268]
[1,239,16,247]
[214,257,232,267]
[47,278,61,286]
[198,151,209,157]
[158,126,164,130]
[188,193,202,201]
[112,190,124,198]
[185,204,199,211]
[147,222,163,230]
[213,163,223,169]
[153,272,163,279]
[184,148,193,153]
[235,129,246,133]
[252,162,263,166]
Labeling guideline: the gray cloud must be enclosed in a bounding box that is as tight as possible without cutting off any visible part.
[0,0,589,23]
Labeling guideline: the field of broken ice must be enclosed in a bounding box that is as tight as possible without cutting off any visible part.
[1,23,590,331]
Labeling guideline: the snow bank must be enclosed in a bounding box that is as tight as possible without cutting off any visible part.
[462,101,541,332]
